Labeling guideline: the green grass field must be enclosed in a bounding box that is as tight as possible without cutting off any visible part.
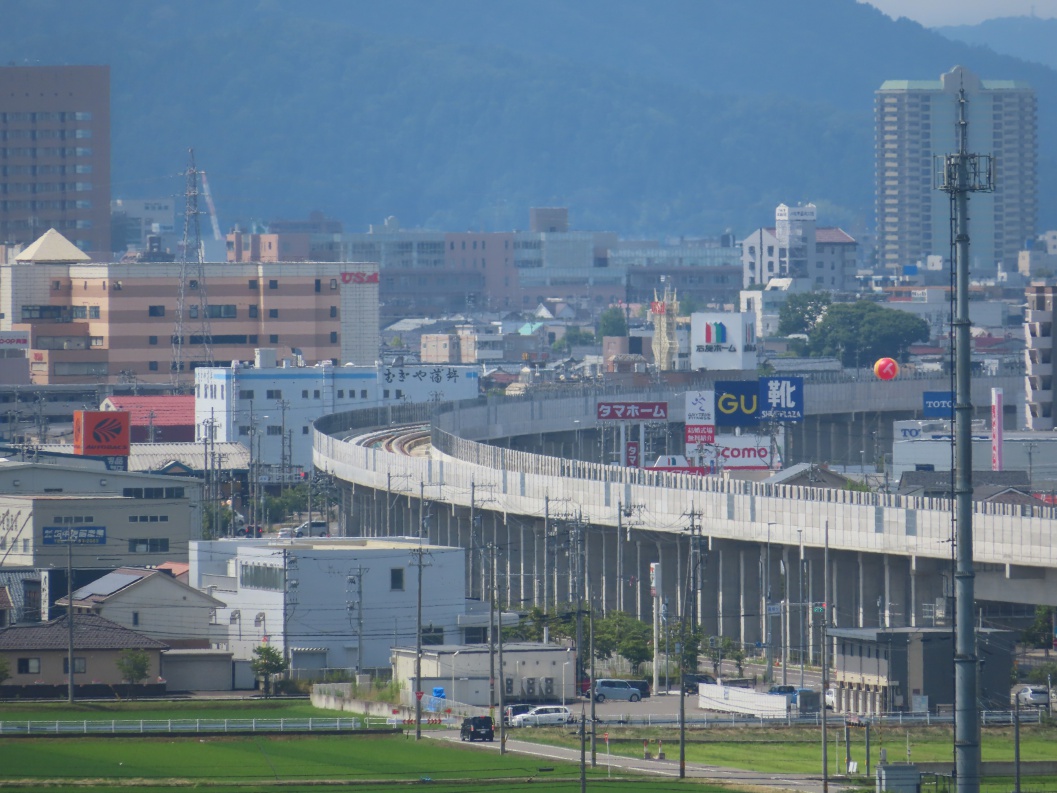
[0,697,341,722]
[0,732,715,793]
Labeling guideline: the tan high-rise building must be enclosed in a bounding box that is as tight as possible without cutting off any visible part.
[0,230,379,385]
[0,65,110,256]
[875,66,1036,275]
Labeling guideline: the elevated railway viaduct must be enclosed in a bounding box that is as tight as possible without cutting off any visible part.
[314,373,1052,706]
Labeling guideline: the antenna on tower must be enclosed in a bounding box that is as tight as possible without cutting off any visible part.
[171,148,214,388]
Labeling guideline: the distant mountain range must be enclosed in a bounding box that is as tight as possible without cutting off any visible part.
[3,0,1057,239]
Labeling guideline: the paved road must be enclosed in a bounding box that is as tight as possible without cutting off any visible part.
[430,728,853,793]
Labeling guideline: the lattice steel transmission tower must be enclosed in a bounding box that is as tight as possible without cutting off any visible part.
[171,148,214,388]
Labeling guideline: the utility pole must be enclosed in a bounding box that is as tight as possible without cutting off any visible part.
[542,495,550,611]
[937,84,992,793]
[347,566,368,673]
[411,544,431,740]
[67,535,74,704]
[275,399,290,492]
[822,519,830,793]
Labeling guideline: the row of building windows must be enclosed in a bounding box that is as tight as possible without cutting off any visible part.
[122,487,185,499]
[0,164,92,175]
[128,538,169,553]
[0,128,91,140]
[0,111,92,123]
[0,199,90,210]
[148,305,338,322]
[0,146,92,158]
[128,515,169,523]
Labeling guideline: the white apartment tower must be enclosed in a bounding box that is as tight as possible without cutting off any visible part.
[875,66,1036,275]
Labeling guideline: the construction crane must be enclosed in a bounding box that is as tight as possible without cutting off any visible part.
[200,170,223,241]
[171,148,214,388]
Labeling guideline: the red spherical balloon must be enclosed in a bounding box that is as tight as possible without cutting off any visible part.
[874,358,899,381]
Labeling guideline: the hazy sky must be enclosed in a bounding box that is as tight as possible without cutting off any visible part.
[863,0,1057,26]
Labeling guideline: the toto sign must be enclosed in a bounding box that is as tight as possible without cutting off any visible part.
[922,391,954,419]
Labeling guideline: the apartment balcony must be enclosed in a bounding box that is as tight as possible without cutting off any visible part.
[1025,308,1053,324]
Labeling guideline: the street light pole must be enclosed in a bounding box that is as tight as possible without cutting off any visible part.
[798,528,805,689]
[765,522,774,683]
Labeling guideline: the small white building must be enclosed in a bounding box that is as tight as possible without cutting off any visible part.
[189,537,468,675]
[391,642,578,708]
[194,349,480,470]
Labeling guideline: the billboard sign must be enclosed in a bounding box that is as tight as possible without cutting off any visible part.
[625,441,640,468]
[922,391,954,419]
[714,381,760,427]
[596,401,668,421]
[73,411,131,457]
[759,377,803,422]
[697,434,779,471]
[0,330,30,351]
[42,526,107,545]
[685,390,715,423]
[649,562,660,598]
[686,425,715,444]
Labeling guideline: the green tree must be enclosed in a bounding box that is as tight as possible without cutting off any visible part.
[1021,606,1055,648]
[597,307,628,338]
[594,611,651,671]
[808,301,929,367]
[678,294,702,316]
[251,644,288,697]
[777,292,831,336]
[116,648,151,696]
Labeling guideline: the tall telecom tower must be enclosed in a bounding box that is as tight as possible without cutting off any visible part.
[936,87,993,793]
[171,148,214,387]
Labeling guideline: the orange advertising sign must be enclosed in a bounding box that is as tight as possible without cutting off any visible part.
[74,411,131,456]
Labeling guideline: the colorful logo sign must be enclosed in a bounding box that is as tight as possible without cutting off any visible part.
[73,411,131,457]
[704,322,726,344]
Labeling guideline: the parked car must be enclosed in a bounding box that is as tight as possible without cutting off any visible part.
[1012,685,1050,709]
[277,527,299,539]
[593,679,640,703]
[510,705,572,727]
[459,715,494,741]
[682,673,717,694]
[627,679,651,699]
[825,688,836,710]
[503,703,533,725]
[296,519,329,537]
[235,524,263,537]
[768,685,797,697]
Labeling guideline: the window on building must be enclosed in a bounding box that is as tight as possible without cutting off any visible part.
[249,305,258,318]
[302,426,309,434]
[337,390,344,398]
[315,279,321,293]
[330,331,338,343]
[249,279,258,289]
[88,306,100,319]
[421,627,444,646]
[267,425,282,436]
[360,390,367,399]
[266,389,281,399]
[240,390,254,400]
[268,309,278,319]
[148,361,158,371]
[148,306,165,317]
[63,657,86,674]
[148,336,158,345]
[390,568,405,591]
[132,612,139,626]
[330,306,338,318]
[301,390,309,399]
[269,335,278,343]
[127,538,170,553]
[268,280,278,289]
[313,390,320,399]
[16,658,40,675]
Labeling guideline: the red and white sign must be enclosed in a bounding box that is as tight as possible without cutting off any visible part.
[340,271,379,284]
[650,301,666,315]
[649,562,660,598]
[700,435,779,471]
[597,401,668,421]
[416,690,424,701]
[625,441,640,468]
[0,331,30,350]
[992,387,1004,471]
[686,425,715,444]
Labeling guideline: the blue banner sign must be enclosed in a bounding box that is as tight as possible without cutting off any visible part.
[759,377,803,422]
[922,391,954,418]
[716,378,805,426]
[715,381,760,426]
[42,526,107,545]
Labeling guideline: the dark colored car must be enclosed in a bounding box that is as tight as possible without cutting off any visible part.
[235,524,263,537]
[460,715,495,742]
[503,703,533,725]
[628,679,651,699]
[682,673,717,694]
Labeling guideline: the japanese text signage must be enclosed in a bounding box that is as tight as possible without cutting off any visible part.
[759,377,803,421]
[715,379,804,426]
[42,526,107,545]
[596,401,668,421]
[382,367,461,384]
[625,441,640,468]
[686,425,715,444]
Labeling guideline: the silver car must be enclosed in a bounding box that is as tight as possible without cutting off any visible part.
[593,678,640,703]
[1012,685,1049,709]
[510,705,572,727]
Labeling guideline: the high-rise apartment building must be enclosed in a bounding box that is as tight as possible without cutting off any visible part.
[875,66,1036,275]
[0,65,110,255]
